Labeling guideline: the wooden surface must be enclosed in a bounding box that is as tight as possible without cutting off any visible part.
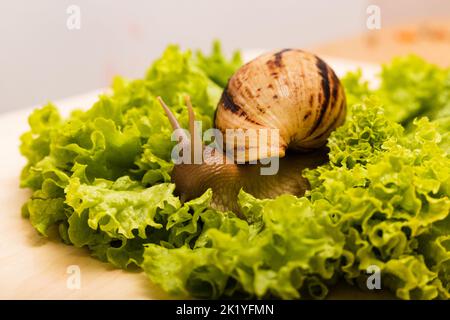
[313,18,450,67]
[0,55,391,300]
[0,92,170,299]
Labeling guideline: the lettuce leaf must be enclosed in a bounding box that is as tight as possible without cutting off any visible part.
[195,40,242,88]
[65,177,180,239]
[143,194,344,299]
[306,99,450,300]
[342,55,450,126]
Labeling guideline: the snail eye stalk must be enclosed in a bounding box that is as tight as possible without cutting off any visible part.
[157,96,182,131]
[157,95,201,162]
[184,95,196,141]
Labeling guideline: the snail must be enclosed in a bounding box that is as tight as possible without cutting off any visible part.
[157,49,346,213]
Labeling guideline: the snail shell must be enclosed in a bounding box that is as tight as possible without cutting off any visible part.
[159,49,346,213]
[215,49,346,161]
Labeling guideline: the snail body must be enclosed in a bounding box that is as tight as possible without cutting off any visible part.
[158,49,346,213]
[171,146,328,213]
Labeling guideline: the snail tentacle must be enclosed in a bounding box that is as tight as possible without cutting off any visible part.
[185,95,196,141]
[157,96,203,163]
[157,96,182,131]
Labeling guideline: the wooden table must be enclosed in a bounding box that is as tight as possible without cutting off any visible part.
[313,19,450,67]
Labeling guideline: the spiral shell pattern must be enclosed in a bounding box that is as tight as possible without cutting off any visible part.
[215,49,346,160]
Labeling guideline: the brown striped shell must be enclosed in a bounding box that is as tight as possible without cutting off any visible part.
[215,49,346,161]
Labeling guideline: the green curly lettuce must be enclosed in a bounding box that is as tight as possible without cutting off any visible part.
[342,55,450,128]
[20,43,242,269]
[305,99,450,300]
[20,47,449,300]
[195,40,242,88]
[143,193,345,299]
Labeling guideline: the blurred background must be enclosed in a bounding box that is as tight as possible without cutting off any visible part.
[1,0,449,113]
